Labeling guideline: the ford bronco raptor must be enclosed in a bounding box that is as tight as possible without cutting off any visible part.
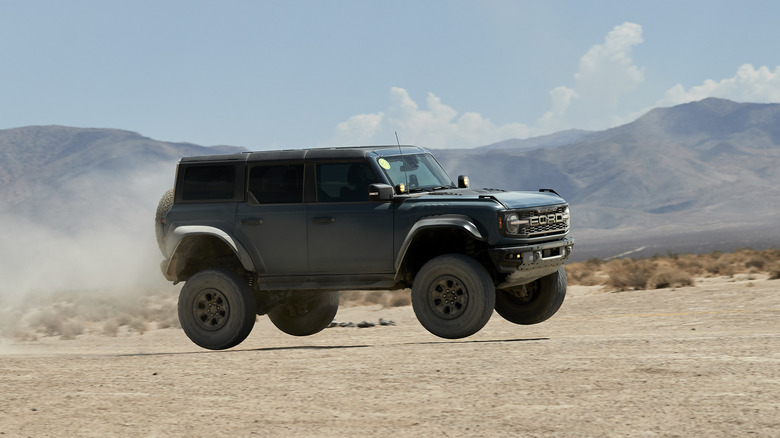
[156,146,573,350]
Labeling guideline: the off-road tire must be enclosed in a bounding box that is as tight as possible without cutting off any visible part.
[155,188,174,254]
[178,268,256,350]
[495,266,566,325]
[412,254,495,339]
[268,291,339,336]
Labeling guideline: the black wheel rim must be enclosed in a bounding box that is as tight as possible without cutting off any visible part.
[193,288,230,330]
[429,275,468,319]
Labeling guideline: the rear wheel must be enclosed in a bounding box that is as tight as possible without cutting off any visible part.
[495,266,566,325]
[268,291,339,336]
[178,269,256,350]
[412,254,495,339]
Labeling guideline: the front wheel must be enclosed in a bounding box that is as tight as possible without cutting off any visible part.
[178,269,256,350]
[412,254,495,339]
[495,266,567,325]
[268,291,339,336]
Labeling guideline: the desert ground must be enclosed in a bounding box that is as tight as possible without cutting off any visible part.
[1,274,778,437]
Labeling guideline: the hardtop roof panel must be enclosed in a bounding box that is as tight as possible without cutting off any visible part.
[179,145,429,164]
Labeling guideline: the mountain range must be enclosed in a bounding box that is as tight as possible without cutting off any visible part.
[1,97,778,260]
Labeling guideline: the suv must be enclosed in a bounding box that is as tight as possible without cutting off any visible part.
[156,146,573,350]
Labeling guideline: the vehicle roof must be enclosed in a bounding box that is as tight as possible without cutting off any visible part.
[179,145,429,163]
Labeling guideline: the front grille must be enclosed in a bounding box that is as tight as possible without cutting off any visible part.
[517,205,568,238]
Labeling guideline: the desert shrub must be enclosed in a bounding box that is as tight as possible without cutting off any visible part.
[744,255,769,272]
[0,285,183,340]
[383,290,411,307]
[646,267,695,289]
[564,263,602,286]
[30,310,65,336]
[671,253,705,276]
[703,257,736,276]
[128,318,148,335]
[60,320,84,340]
[339,290,411,307]
[605,258,656,290]
[769,262,780,280]
[14,330,38,342]
[103,319,120,337]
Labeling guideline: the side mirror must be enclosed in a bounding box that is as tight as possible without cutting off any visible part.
[369,183,394,201]
[458,175,470,188]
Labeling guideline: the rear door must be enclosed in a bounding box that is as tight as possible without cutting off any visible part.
[307,161,394,274]
[234,163,308,274]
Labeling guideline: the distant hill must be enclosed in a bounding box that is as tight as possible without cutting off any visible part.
[0,126,243,230]
[478,129,593,152]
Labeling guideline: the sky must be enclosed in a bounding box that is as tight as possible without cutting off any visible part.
[3,0,780,149]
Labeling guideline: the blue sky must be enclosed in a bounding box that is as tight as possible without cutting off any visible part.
[3,0,780,149]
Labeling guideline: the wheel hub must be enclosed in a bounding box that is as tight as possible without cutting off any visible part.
[193,288,230,330]
[430,275,468,319]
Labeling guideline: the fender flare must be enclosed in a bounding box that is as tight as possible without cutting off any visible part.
[163,226,256,279]
[394,215,484,272]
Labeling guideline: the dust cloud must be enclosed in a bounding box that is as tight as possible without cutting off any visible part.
[0,164,180,340]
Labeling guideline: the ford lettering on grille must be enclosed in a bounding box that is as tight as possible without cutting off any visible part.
[529,212,566,226]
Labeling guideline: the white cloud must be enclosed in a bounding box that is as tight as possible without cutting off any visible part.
[660,64,780,106]
[575,22,644,96]
[334,112,384,144]
[537,22,645,133]
[330,87,531,148]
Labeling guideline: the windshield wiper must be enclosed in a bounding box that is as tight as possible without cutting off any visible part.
[431,185,453,191]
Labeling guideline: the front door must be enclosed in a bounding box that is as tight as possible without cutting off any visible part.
[307,161,394,274]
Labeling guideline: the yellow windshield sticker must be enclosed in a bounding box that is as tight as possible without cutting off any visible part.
[378,158,391,170]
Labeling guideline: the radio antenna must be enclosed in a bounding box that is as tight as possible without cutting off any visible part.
[395,131,409,189]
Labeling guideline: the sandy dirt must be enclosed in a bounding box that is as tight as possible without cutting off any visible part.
[1,274,778,437]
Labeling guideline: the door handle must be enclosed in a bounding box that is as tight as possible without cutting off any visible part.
[241,218,263,226]
[313,216,335,224]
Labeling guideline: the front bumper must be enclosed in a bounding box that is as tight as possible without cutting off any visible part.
[488,236,574,287]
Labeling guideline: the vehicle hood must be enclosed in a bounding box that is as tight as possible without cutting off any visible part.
[422,188,566,209]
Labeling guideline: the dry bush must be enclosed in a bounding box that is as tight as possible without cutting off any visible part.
[667,253,706,277]
[604,258,657,291]
[29,310,65,336]
[567,247,779,290]
[384,290,412,307]
[128,318,148,335]
[60,320,84,340]
[103,319,120,337]
[646,267,695,289]
[564,260,604,286]
[13,329,38,342]
[340,290,411,308]
[1,286,180,340]
[769,263,780,280]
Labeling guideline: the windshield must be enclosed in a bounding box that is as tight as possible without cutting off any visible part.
[377,153,454,192]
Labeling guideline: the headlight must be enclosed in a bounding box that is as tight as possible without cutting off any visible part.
[562,206,570,227]
[504,212,530,235]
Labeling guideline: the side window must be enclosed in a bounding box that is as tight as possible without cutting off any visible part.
[248,164,304,204]
[316,162,378,202]
[181,165,236,201]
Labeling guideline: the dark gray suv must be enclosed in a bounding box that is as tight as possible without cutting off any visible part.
[156,146,574,349]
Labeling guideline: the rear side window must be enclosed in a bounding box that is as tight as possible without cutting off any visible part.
[180,165,236,201]
[249,164,304,204]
